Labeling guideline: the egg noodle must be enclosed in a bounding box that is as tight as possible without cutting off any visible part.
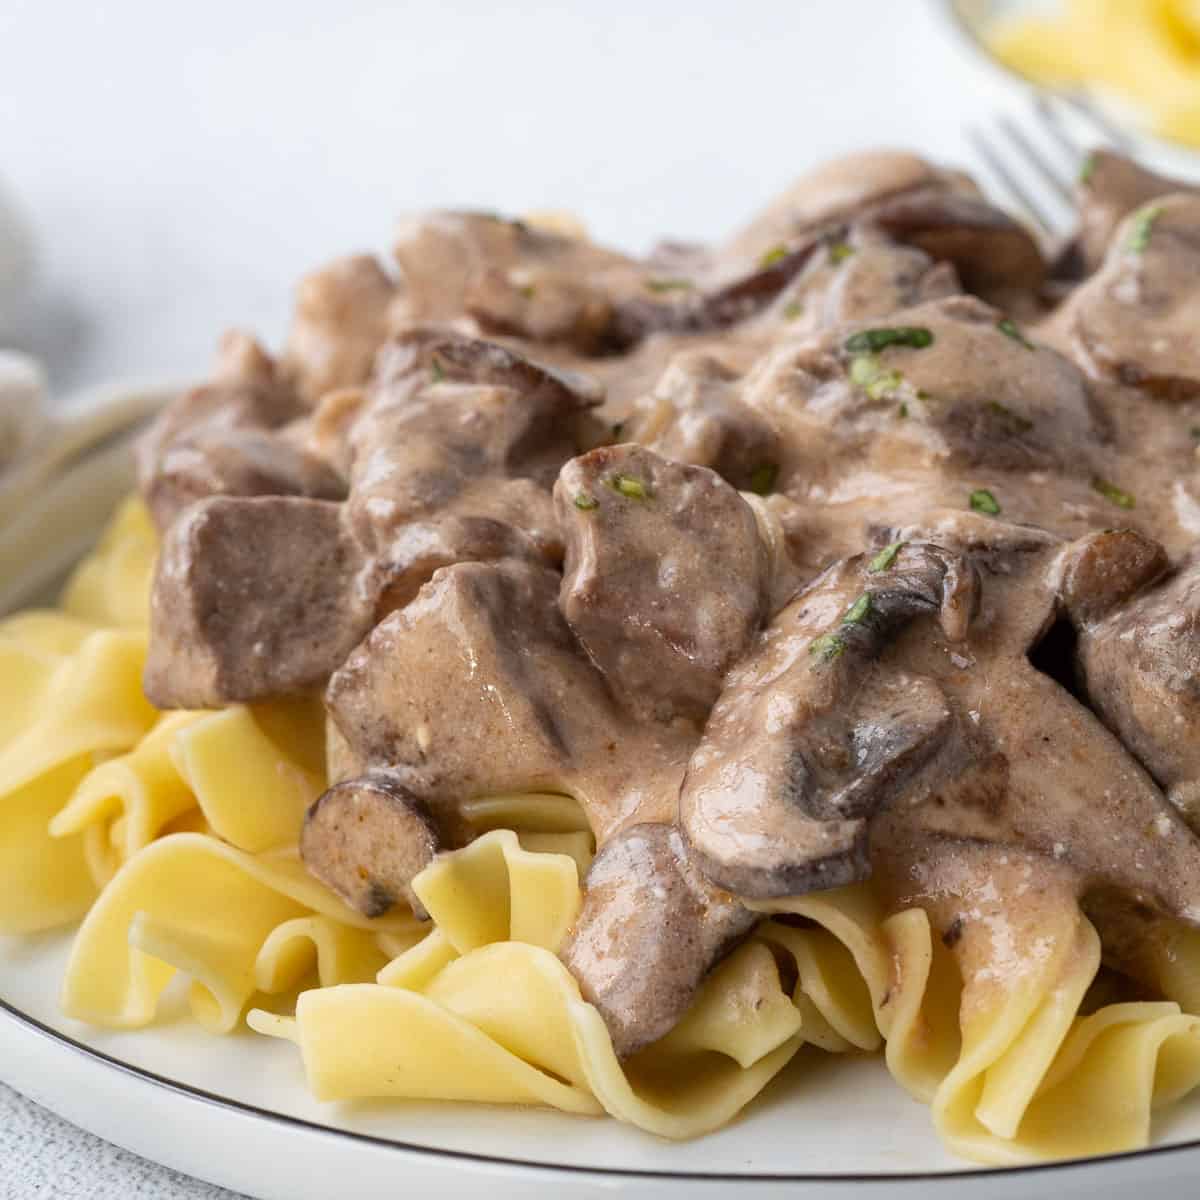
[989,0,1200,148]
[3,498,1200,1163]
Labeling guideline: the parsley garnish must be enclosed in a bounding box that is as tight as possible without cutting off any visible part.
[1127,204,1163,254]
[609,473,649,500]
[644,278,693,293]
[970,489,1001,515]
[759,244,788,268]
[1092,477,1135,509]
[868,541,905,573]
[828,241,855,264]
[573,493,598,511]
[997,318,1035,350]
[844,326,934,354]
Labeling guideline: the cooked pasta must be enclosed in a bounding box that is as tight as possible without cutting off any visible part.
[8,134,1200,1169]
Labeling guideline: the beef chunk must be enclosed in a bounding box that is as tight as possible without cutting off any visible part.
[561,823,756,1057]
[281,254,399,405]
[631,351,782,492]
[341,330,601,605]
[1074,150,1198,275]
[555,445,768,724]
[144,497,373,708]
[325,560,625,822]
[745,295,1108,474]
[1065,546,1200,828]
[1063,194,1200,400]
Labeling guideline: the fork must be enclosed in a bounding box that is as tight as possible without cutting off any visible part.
[966,91,1134,238]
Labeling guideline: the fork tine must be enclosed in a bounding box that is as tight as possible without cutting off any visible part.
[996,113,1075,205]
[1060,90,1135,151]
[1032,92,1086,174]
[966,125,1057,236]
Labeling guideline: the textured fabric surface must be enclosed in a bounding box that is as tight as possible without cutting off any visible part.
[0,1080,246,1199]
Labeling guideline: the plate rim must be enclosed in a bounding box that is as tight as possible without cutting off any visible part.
[4,994,1200,1185]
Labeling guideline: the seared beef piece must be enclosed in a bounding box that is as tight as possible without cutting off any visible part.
[745,295,1107,474]
[347,331,600,548]
[681,543,974,898]
[340,330,603,606]
[325,560,627,826]
[631,351,782,492]
[392,212,642,353]
[561,823,756,1057]
[555,445,768,724]
[301,772,442,918]
[281,254,400,406]
[144,497,374,708]
[1074,150,1198,275]
[784,237,961,331]
[136,343,343,532]
[1060,534,1200,829]
[1062,194,1200,400]
[139,427,346,535]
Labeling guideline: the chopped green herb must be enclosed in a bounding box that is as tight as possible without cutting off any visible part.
[611,421,625,441]
[970,489,1001,516]
[997,318,1035,350]
[1079,153,1096,185]
[644,278,694,293]
[609,473,649,500]
[849,353,904,400]
[842,593,872,626]
[1092,477,1135,509]
[749,462,779,496]
[759,244,789,268]
[987,400,1034,434]
[1127,204,1163,254]
[828,241,855,264]
[573,493,598,511]
[844,326,934,354]
[783,301,803,321]
[430,357,446,383]
[868,541,905,573]
[518,283,536,300]
[898,401,909,419]
[809,632,846,663]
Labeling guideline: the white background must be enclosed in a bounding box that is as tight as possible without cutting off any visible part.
[0,0,1024,396]
[0,2,1058,1197]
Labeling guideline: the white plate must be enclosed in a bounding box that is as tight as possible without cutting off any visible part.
[3,396,1200,1199]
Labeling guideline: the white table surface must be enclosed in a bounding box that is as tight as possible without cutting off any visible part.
[0,1,1055,1196]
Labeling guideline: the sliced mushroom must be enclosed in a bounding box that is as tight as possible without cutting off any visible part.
[680,543,974,898]
[301,772,441,918]
[561,823,756,1057]
[144,496,374,708]
[868,188,1046,297]
[555,445,768,724]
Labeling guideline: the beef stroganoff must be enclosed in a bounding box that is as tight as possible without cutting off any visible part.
[6,149,1200,1164]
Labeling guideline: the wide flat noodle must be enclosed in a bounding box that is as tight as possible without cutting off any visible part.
[63,832,421,1032]
[250,831,874,1139]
